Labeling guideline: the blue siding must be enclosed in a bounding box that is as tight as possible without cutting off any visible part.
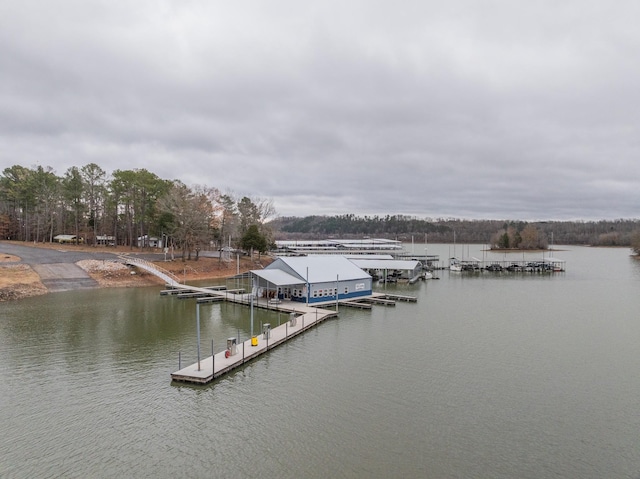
[291,289,372,304]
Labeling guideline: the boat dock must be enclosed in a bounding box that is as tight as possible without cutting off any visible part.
[171,304,337,384]
[164,286,416,384]
[446,257,566,272]
[119,257,418,385]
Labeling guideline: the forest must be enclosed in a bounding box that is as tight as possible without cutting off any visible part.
[0,164,275,259]
[3,164,640,256]
[270,214,640,252]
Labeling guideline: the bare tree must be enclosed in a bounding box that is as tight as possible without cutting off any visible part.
[80,163,106,246]
[159,181,216,261]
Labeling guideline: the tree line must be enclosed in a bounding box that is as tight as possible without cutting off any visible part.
[4,166,640,256]
[0,164,275,260]
[270,215,640,250]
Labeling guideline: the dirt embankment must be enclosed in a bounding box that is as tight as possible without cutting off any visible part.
[0,254,48,301]
[76,255,270,287]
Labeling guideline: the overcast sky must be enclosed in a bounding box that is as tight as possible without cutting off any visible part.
[1,1,639,221]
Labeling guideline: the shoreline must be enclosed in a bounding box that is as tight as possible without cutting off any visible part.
[0,241,271,301]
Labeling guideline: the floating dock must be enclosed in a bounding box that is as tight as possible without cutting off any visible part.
[171,306,337,384]
[165,287,418,385]
[135,256,418,385]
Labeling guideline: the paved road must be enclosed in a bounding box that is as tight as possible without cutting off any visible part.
[1,242,224,292]
[1,242,122,292]
[1,241,123,262]
[0,241,228,291]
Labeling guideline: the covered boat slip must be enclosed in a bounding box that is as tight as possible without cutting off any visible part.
[448,256,566,272]
[348,258,423,281]
[250,255,428,304]
[274,238,404,255]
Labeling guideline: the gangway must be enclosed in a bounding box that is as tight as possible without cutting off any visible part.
[118,256,181,287]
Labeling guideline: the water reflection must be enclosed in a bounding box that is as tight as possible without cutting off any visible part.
[2,246,640,478]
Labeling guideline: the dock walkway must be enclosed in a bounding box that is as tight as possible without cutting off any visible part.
[171,304,337,384]
[121,258,416,385]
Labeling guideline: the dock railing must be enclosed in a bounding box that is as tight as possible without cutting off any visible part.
[118,255,181,286]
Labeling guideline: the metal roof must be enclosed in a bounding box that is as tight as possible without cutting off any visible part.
[349,259,421,271]
[344,254,394,260]
[266,256,371,282]
[542,257,565,263]
[251,269,305,286]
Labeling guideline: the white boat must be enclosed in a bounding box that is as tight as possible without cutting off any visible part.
[409,270,433,283]
[542,257,565,272]
[450,231,463,271]
[449,257,462,272]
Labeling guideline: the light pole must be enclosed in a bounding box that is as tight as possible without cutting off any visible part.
[250,275,255,338]
[196,303,201,371]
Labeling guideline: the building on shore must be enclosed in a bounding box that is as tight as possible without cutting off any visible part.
[251,255,372,304]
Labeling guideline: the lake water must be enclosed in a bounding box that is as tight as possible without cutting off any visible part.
[2,245,640,478]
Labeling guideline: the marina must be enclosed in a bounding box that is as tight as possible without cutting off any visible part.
[122,245,564,387]
[163,281,415,384]
[447,256,566,272]
[2,244,637,479]
[274,238,441,268]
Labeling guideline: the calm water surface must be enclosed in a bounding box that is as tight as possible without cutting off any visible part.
[2,245,640,478]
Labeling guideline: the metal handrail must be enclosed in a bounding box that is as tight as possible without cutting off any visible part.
[118,255,181,285]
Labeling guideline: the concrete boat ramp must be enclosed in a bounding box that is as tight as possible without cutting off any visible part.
[162,282,416,385]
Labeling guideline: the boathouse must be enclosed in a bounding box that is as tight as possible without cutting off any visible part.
[251,256,372,304]
[349,258,423,281]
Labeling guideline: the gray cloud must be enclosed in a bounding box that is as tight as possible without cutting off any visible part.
[2,0,640,220]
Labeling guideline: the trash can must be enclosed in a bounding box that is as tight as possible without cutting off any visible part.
[289,312,297,327]
[251,336,258,347]
[262,323,271,339]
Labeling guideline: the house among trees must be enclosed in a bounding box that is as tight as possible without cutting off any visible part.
[96,235,116,246]
[136,235,162,248]
[53,234,84,244]
[0,163,275,257]
[251,256,372,304]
